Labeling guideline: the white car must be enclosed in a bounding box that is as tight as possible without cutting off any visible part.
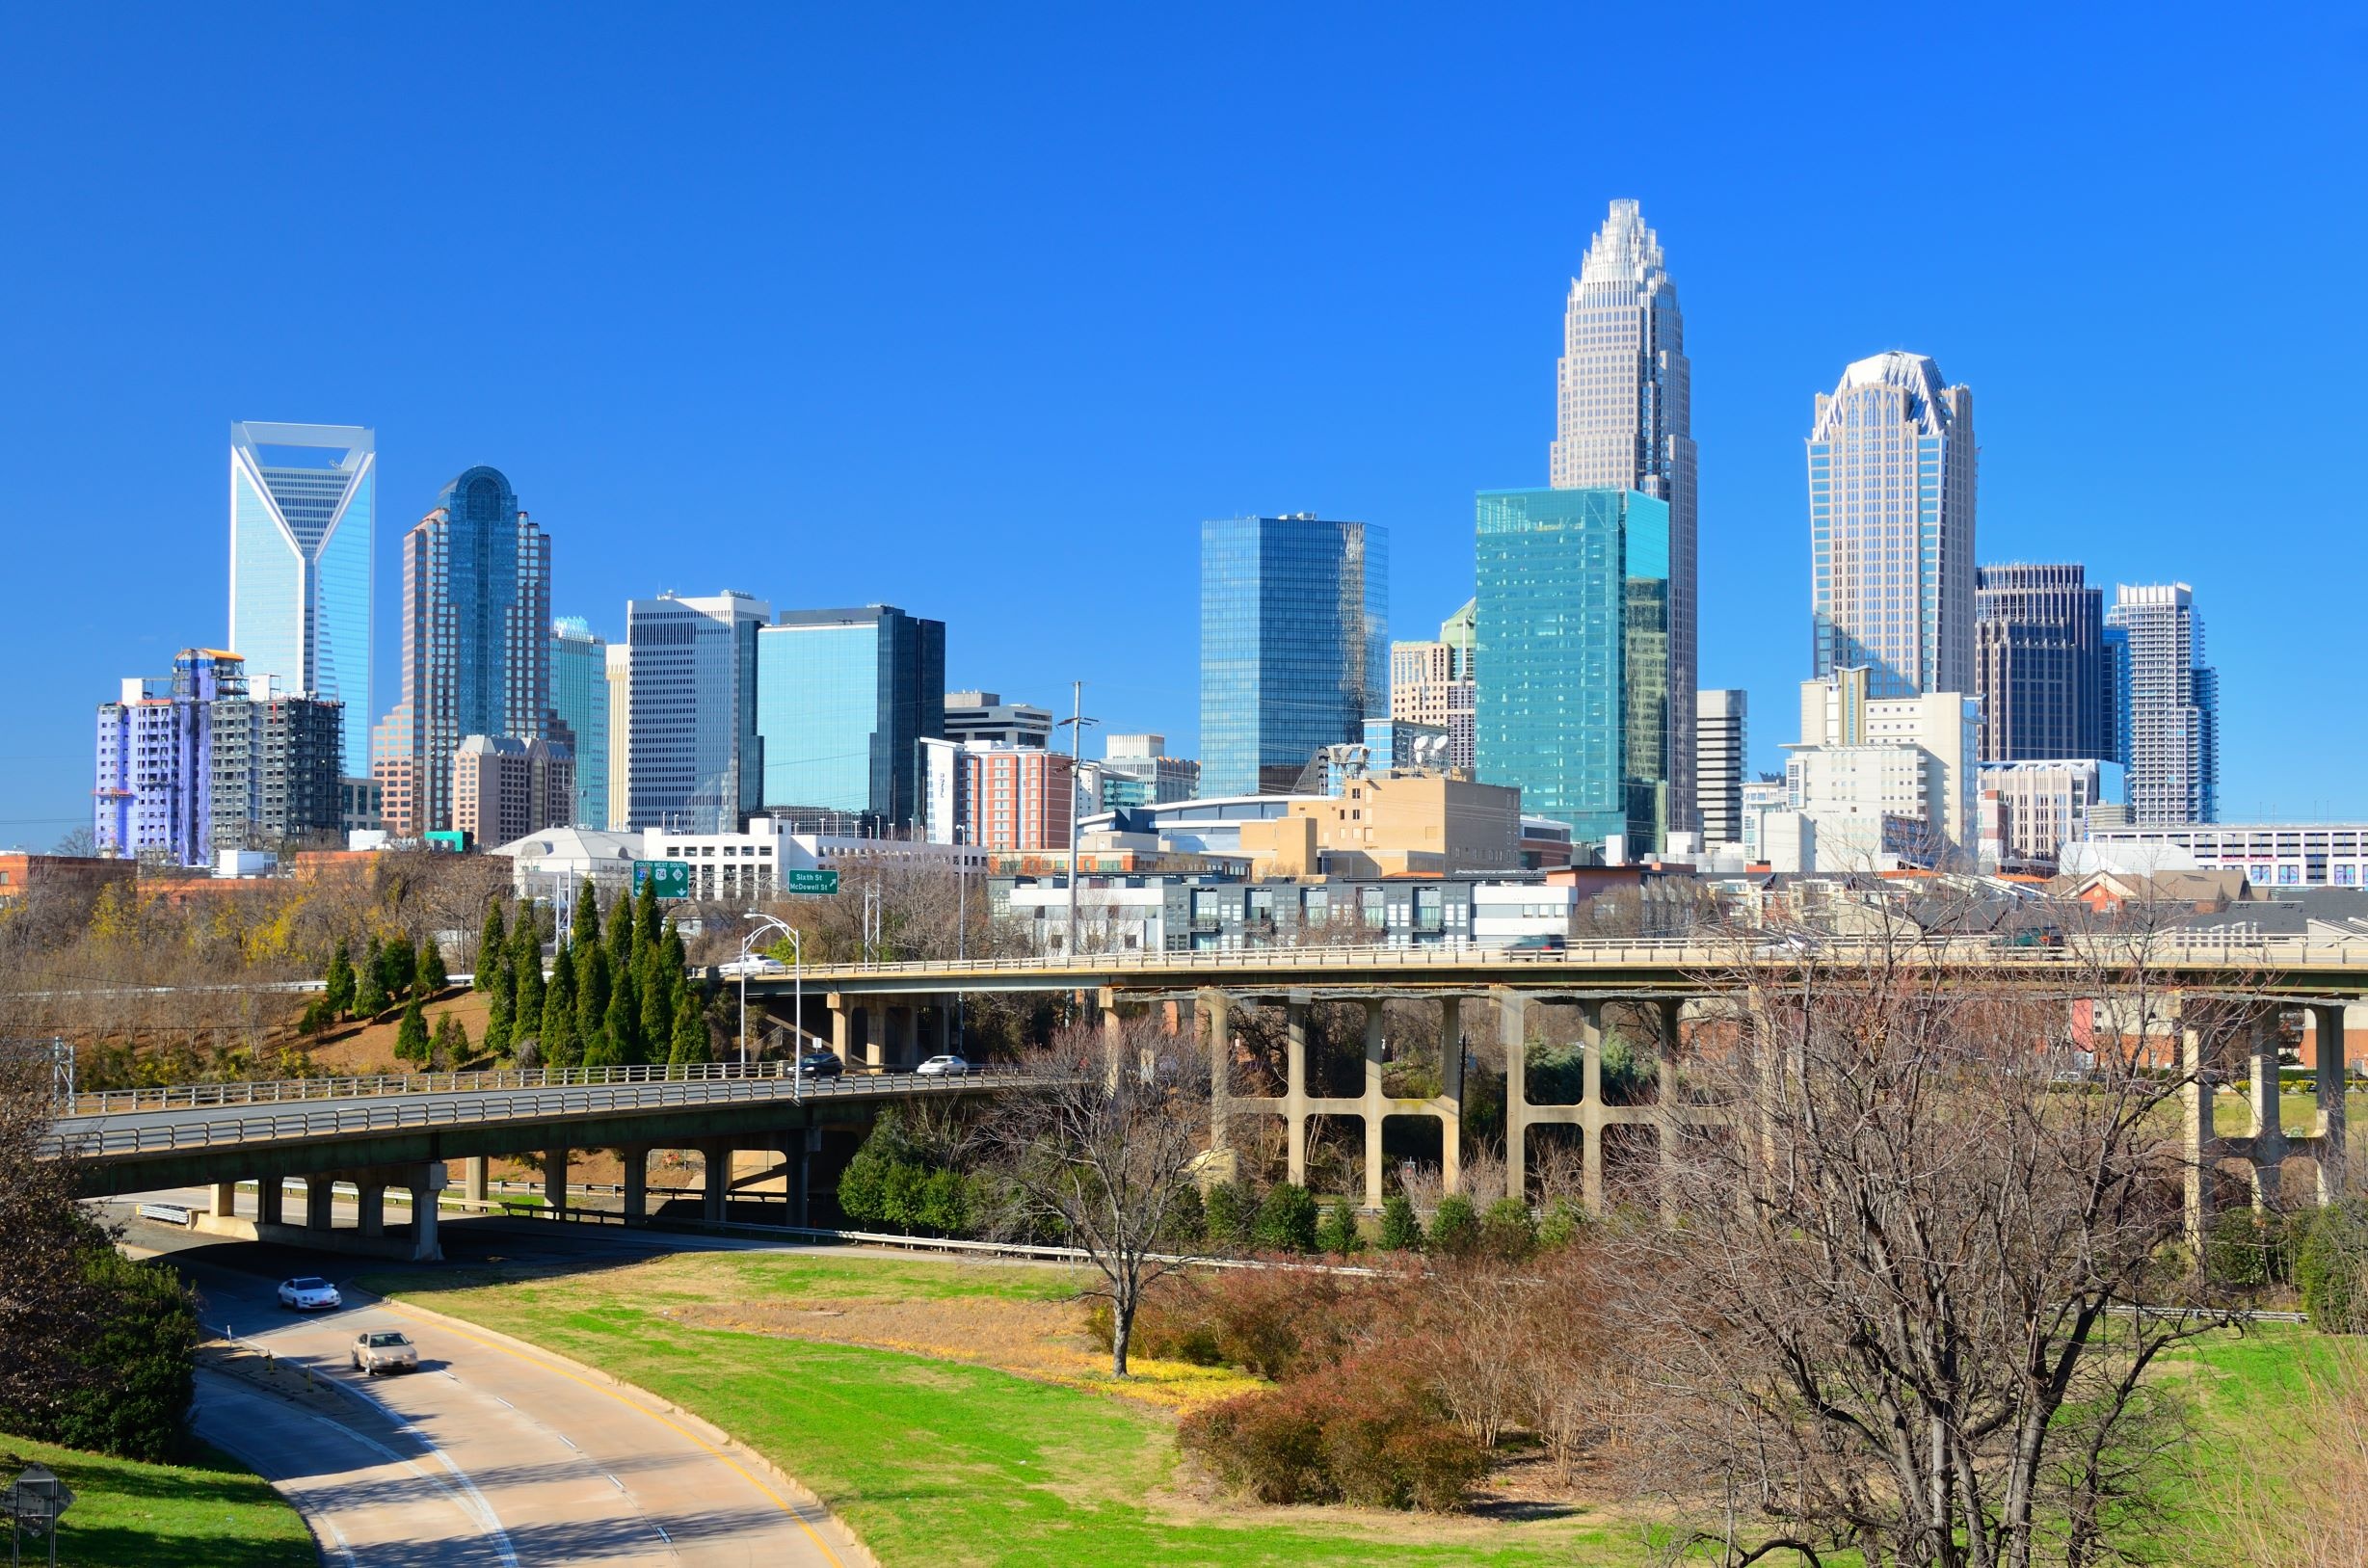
[718,956,787,978]
[351,1330,419,1376]
[916,1054,971,1077]
[278,1276,341,1311]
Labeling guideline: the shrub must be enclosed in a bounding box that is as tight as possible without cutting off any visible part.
[1380,1193,1423,1252]
[10,1248,200,1463]
[394,996,430,1067]
[1316,1195,1364,1256]
[1254,1182,1319,1254]
[297,997,334,1036]
[1204,1181,1252,1250]
[1161,1181,1206,1247]
[1537,1197,1584,1251]
[1478,1198,1538,1262]
[1180,1356,1487,1512]
[2301,1199,2368,1332]
[2206,1207,2294,1291]
[1428,1194,1480,1258]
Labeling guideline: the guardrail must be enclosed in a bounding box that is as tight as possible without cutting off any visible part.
[47,1066,1053,1160]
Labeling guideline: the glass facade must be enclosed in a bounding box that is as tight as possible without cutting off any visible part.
[756,606,945,826]
[625,592,771,833]
[227,422,374,775]
[1474,487,1670,849]
[1198,516,1388,797]
[549,617,609,829]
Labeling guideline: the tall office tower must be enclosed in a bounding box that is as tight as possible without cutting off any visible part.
[1974,563,2111,763]
[1390,598,1477,775]
[1808,353,1977,699]
[451,734,575,848]
[1474,488,1671,850]
[625,591,771,832]
[754,605,946,829]
[1552,201,1697,833]
[227,422,373,776]
[549,617,609,829]
[374,466,552,837]
[1199,514,1388,797]
[944,691,1053,748]
[1695,688,1746,846]
[2106,583,2218,825]
[603,642,631,831]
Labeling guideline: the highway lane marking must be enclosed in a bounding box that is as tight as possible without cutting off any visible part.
[382,1301,849,1567]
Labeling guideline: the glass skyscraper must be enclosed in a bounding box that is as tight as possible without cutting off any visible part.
[227,421,374,776]
[755,605,946,828]
[2106,583,2218,825]
[625,591,770,832]
[549,617,609,829]
[1552,201,1697,834]
[1198,515,1388,798]
[1974,563,2111,762]
[1808,353,1977,699]
[1474,487,1671,849]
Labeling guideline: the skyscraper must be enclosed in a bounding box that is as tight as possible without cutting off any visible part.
[603,642,631,831]
[227,422,374,776]
[374,466,552,837]
[625,591,771,832]
[2106,583,2218,825]
[1198,515,1388,797]
[1695,688,1746,847]
[754,605,946,829]
[1553,200,1697,832]
[549,617,609,829]
[1974,563,2111,762]
[1474,487,1671,849]
[1390,599,1477,775]
[1808,353,1977,699]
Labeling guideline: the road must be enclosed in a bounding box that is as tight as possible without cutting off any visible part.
[124,1214,861,1567]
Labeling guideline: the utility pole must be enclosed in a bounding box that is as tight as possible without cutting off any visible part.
[1056,681,1098,958]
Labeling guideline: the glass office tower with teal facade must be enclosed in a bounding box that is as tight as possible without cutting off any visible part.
[228,422,374,776]
[1199,515,1389,797]
[1474,487,1671,851]
[549,617,608,828]
[755,605,945,830]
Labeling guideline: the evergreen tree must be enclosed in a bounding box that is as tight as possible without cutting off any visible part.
[580,1013,623,1070]
[394,995,430,1067]
[355,935,389,1018]
[638,943,674,1055]
[634,877,660,955]
[607,883,637,975]
[477,901,507,990]
[511,919,545,1042]
[606,961,643,1065]
[576,943,612,1064]
[416,935,448,996]
[484,950,517,1059]
[378,932,414,999]
[1253,1182,1320,1254]
[572,879,601,952]
[541,944,578,1069]
[324,939,356,1016]
[1379,1193,1423,1252]
[660,924,687,979]
[668,979,709,1067]
[1203,1181,1252,1250]
[1427,1194,1480,1258]
[432,1014,469,1069]
[1316,1195,1364,1256]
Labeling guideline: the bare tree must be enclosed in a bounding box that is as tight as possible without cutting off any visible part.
[1624,915,2235,1568]
[975,1015,1210,1377]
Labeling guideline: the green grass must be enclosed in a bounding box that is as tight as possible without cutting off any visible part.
[365,1253,1627,1567]
[0,1434,314,1568]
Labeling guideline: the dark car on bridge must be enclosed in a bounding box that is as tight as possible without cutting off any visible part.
[796,1050,843,1078]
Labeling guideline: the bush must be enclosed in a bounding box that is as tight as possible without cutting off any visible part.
[1479,1198,1538,1262]
[1254,1183,1319,1254]
[297,997,333,1036]
[1428,1194,1480,1258]
[1204,1181,1252,1250]
[2301,1199,2368,1332]
[1316,1195,1364,1256]
[1180,1357,1487,1512]
[1161,1181,1206,1247]
[2205,1207,2294,1291]
[9,1248,200,1463]
[1087,1266,1354,1377]
[1537,1197,1584,1251]
[1379,1193,1423,1252]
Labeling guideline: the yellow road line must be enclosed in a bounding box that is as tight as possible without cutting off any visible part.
[382,1301,849,1568]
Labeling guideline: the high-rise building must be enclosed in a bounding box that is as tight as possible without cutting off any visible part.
[944,691,1052,748]
[1808,354,1977,700]
[1784,667,1981,869]
[1552,201,1697,833]
[1099,733,1200,809]
[451,733,574,848]
[227,422,373,775]
[603,642,631,831]
[374,467,552,837]
[1974,564,2111,762]
[1695,688,1746,846]
[2106,583,2218,825]
[1198,514,1388,797]
[625,591,771,832]
[1978,758,2119,873]
[1474,487,1671,850]
[959,745,1077,852]
[549,618,609,829]
[1390,598,1477,775]
[754,605,946,830]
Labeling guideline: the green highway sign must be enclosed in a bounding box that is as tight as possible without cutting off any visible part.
[785,867,840,895]
[633,859,692,899]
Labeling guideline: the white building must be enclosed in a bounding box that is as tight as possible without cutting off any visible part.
[2083,822,2368,891]
[1696,689,1746,846]
[2106,583,2217,826]
[1783,668,1979,869]
[1100,732,1199,808]
[1979,758,2120,874]
[603,642,631,831]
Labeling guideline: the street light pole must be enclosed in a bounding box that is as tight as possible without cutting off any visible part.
[1056,680,1098,958]
[736,912,798,1079]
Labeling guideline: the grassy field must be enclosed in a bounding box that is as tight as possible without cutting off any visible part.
[0,1434,315,1568]
[362,1251,1633,1567]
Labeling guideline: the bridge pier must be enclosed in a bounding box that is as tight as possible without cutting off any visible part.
[1201,989,1232,1153]
[211,1181,236,1220]
[2245,1010,2287,1212]
[624,1144,649,1224]
[1362,1000,1385,1212]
[1440,996,1463,1196]
[464,1156,489,1208]
[356,1183,386,1238]
[1285,994,1310,1186]
[409,1165,443,1262]
[2316,1003,2349,1202]
[545,1146,569,1215]
[703,1142,731,1222]
[255,1176,283,1227]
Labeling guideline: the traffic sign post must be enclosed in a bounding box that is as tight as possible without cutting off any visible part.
[632,860,693,899]
[11,1463,73,1568]
[785,868,839,895]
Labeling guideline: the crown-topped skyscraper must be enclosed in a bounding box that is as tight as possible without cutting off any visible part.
[1551,200,1697,836]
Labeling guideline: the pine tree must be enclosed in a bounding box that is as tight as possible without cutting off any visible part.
[606,961,642,1066]
[511,919,545,1046]
[660,924,687,977]
[484,950,517,1059]
[607,884,637,975]
[355,935,390,1018]
[416,935,448,996]
[542,944,578,1069]
[668,979,709,1067]
[477,901,507,991]
[394,995,430,1067]
[638,943,673,1058]
[634,878,660,955]
[576,943,612,1064]
[379,932,414,999]
[572,879,601,952]
[325,939,356,1016]
[432,1013,469,1069]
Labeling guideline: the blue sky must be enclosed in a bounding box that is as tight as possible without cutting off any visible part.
[2,6,2362,847]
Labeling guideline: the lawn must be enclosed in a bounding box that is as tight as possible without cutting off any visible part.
[0,1433,315,1568]
[361,1250,1632,1567]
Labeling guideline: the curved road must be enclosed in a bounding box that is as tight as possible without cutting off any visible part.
[130,1220,859,1566]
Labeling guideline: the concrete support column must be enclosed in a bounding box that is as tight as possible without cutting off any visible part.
[2247,1008,2287,1211]
[409,1170,443,1262]
[1580,1001,1606,1213]
[1203,990,1232,1149]
[1363,999,1386,1212]
[255,1177,283,1228]
[356,1183,386,1238]
[211,1182,237,1219]
[831,996,852,1063]
[1657,997,1684,1213]
[464,1156,489,1206]
[864,1003,888,1070]
[2317,1003,2350,1203]
[305,1177,335,1232]
[1285,995,1311,1186]
[2182,1014,2218,1251]
[703,1144,731,1222]
[936,1006,954,1054]
[545,1147,569,1215]
[623,1144,649,1225]
[1497,989,1530,1206]
[1439,996,1463,1196]
[788,1129,817,1227]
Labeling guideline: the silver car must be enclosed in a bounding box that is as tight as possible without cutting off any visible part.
[351,1330,419,1376]
[916,1054,970,1077]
